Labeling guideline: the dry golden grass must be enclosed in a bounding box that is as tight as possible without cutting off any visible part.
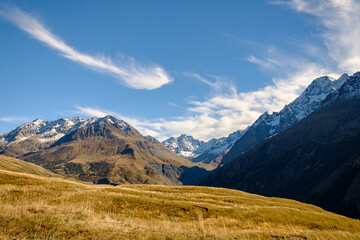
[0,168,359,239]
[0,155,58,178]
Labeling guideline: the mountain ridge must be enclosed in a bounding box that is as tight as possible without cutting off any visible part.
[1,115,208,186]
[221,73,348,164]
[162,130,246,166]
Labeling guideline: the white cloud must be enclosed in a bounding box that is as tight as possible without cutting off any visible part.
[276,0,360,73]
[183,72,237,94]
[73,106,117,119]
[0,5,172,90]
[0,116,30,123]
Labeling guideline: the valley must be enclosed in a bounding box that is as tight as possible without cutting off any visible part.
[2,1,360,239]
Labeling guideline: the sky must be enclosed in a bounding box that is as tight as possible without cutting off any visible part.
[1,0,360,141]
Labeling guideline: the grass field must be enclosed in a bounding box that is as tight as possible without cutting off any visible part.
[0,166,360,240]
[0,155,59,178]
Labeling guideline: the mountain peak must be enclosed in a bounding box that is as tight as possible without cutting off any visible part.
[32,118,45,125]
[353,71,360,77]
[95,115,132,132]
[330,71,360,101]
[179,134,192,138]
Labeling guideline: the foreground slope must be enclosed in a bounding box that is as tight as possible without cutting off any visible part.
[204,72,360,218]
[0,169,359,239]
[0,154,58,178]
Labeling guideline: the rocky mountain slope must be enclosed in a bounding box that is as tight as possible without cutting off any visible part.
[162,130,245,166]
[221,74,349,164]
[0,116,96,157]
[1,115,206,185]
[162,134,203,158]
[203,72,360,218]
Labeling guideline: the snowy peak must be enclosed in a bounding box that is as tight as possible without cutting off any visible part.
[321,72,360,104]
[162,134,204,158]
[335,72,360,100]
[1,117,83,143]
[162,130,246,162]
[0,115,134,145]
[287,75,346,121]
[195,130,245,156]
[261,74,347,135]
[95,115,132,132]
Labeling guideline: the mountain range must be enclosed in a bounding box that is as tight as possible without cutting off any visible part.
[0,115,207,185]
[162,130,245,166]
[203,72,360,218]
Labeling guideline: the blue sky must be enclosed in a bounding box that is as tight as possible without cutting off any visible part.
[1,0,360,140]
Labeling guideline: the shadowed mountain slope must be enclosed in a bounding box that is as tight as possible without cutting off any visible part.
[203,72,360,219]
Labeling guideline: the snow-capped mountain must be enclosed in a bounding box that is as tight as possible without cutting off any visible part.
[0,115,132,156]
[0,115,204,185]
[162,134,204,158]
[162,130,246,165]
[222,73,349,164]
[191,130,246,163]
[324,72,360,103]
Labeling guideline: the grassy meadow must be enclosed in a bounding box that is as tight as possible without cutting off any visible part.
[0,156,359,239]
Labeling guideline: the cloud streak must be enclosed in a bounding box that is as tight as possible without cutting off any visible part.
[183,72,237,94]
[276,0,360,73]
[0,116,30,123]
[0,5,172,90]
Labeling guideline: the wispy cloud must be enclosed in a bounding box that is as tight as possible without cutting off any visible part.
[73,106,118,119]
[0,5,172,90]
[184,72,217,87]
[274,0,360,74]
[183,72,237,94]
[0,116,30,123]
